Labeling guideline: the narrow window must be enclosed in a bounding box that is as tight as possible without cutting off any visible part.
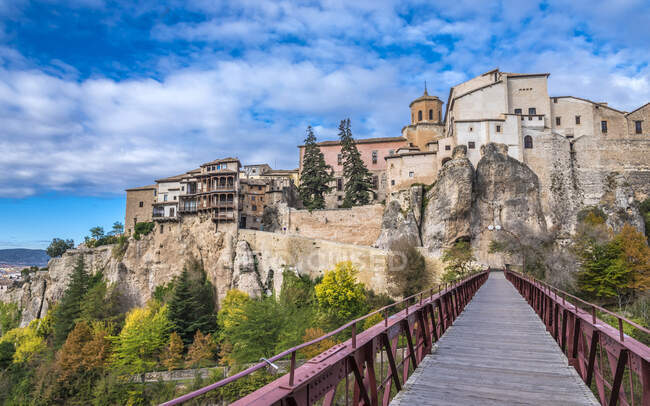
[469,127,473,132]
[514,108,522,115]
[372,150,378,164]
[418,110,422,121]
[635,120,642,134]
[252,205,257,211]
[139,201,144,208]
[164,194,168,202]
[133,217,137,225]
[468,141,475,149]
[524,135,533,149]
[429,109,433,120]
[160,224,164,234]
[445,145,451,151]
[409,171,414,178]
[411,113,414,123]
[391,180,395,186]
[337,178,343,191]
[575,115,581,125]
[251,196,255,201]
[553,98,558,103]
[337,153,342,165]
[601,121,608,133]
[528,107,536,115]
[372,176,378,189]
[337,195,342,201]
[496,125,501,133]
[556,117,561,126]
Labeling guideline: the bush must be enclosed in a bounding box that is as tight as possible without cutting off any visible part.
[133,222,155,240]
[387,246,430,298]
[111,235,129,259]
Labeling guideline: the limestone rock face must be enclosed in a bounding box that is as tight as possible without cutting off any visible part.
[374,200,420,251]
[231,240,263,298]
[422,145,474,254]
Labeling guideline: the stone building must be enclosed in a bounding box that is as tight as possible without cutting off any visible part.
[298,136,407,208]
[239,178,267,229]
[124,185,156,235]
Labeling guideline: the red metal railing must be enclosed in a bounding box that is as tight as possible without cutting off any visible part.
[161,270,489,405]
[504,270,650,406]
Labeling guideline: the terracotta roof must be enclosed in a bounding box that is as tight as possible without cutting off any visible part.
[385,151,436,159]
[409,88,441,107]
[125,184,156,192]
[201,157,241,167]
[299,136,406,148]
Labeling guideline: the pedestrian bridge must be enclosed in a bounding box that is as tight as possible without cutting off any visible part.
[163,270,650,406]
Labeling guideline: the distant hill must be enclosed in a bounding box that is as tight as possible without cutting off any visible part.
[0,249,50,267]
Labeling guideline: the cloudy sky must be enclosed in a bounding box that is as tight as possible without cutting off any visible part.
[0,0,649,249]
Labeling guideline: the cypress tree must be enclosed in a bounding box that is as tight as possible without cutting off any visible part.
[339,119,373,207]
[299,126,334,210]
[168,259,217,346]
[53,256,91,346]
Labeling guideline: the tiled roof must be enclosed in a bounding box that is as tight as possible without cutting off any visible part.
[201,157,241,166]
[299,136,406,147]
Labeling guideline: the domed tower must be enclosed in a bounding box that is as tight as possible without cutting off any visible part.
[409,84,443,124]
[402,84,445,151]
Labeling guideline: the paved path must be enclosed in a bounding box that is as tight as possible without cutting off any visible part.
[390,271,598,406]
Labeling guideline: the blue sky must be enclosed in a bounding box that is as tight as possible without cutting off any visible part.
[0,0,649,249]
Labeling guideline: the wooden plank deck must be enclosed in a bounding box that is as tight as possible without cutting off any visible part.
[390,271,599,406]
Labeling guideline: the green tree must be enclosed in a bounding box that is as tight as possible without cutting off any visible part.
[220,296,284,365]
[0,302,21,337]
[46,238,74,258]
[0,341,14,369]
[217,289,251,364]
[109,301,171,374]
[79,278,123,323]
[339,119,373,207]
[314,261,367,328]
[387,246,430,298]
[52,256,92,346]
[299,126,333,210]
[89,227,105,240]
[168,259,217,346]
[441,240,477,282]
[110,221,124,236]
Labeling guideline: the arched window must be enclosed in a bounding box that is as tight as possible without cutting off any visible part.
[418,110,422,121]
[524,135,533,149]
[429,109,433,120]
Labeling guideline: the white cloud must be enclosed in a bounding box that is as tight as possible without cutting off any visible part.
[0,0,649,197]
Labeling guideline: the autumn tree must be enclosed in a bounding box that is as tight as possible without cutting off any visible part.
[339,119,373,207]
[185,330,217,368]
[299,126,333,210]
[300,328,335,359]
[314,261,367,328]
[161,332,184,371]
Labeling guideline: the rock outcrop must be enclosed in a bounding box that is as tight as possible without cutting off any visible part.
[374,200,420,251]
[421,145,474,254]
[231,240,264,297]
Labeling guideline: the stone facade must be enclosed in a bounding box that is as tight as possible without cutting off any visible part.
[124,185,156,235]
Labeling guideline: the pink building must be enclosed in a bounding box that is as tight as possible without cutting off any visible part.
[298,136,407,208]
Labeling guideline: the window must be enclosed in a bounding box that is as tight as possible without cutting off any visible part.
[468,141,475,149]
[429,109,433,120]
[524,135,533,149]
[496,125,501,133]
[139,201,144,208]
[445,145,451,151]
[337,178,343,191]
[160,224,164,234]
[575,115,581,125]
[635,121,643,134]
[391,180,395,186]
[553,98,558,103]
[601,120,608,133]
[469,126,473,132]
[514,108,522,115]
[409,171,414,178]
[133,217,137,225]
[372,150,378,164]
[251,196,255,201]
[252,205,257,211]
[164,194,168,202]
[528,107,536,115]
[258,185,263,190]
[389,149,395,156]
[556,117,561,126]
[153,190,157,196]
[337,153,342,165]
[337,195,342,201]
[372,176,378,189]
[411,113,414,123]
[418,110,422,121]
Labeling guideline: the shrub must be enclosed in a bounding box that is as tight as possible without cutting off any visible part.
[46,238,74,258]
[133,222,155,240]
